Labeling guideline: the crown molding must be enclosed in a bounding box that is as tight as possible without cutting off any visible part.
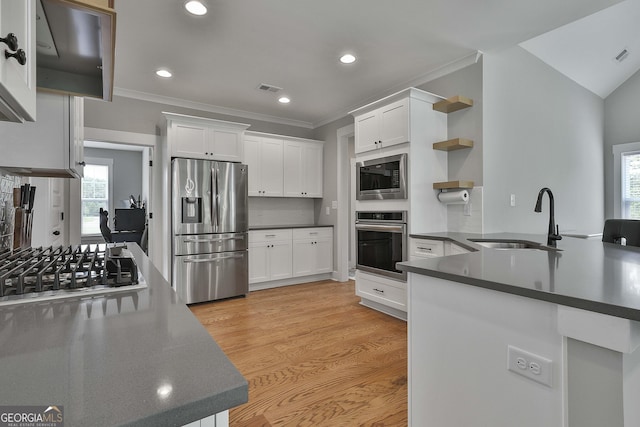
[112,87,315,129]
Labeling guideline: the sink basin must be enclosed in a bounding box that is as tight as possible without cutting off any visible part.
[469,239,560,251]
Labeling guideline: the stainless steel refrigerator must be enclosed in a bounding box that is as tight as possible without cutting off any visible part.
[172,158,249,304]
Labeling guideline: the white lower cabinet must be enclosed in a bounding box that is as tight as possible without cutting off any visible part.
[182,411,229,427]
[248,229,292,284]
[249,227,333,288]
[292,228,333,277]
[410,237,470,260]
[355,270,406,320]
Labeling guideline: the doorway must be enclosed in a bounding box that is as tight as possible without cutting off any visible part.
[69,128,159,262]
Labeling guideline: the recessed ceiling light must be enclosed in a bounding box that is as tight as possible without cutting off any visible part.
[156,69,172,78]
[185,1,207,16]
[278,97,291,104]
[340,54,356,64]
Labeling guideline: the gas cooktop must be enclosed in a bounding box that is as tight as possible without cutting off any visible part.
[0,244,147,307]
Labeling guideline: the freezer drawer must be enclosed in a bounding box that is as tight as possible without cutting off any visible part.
[174,232,248,256]
[173,251,248,304]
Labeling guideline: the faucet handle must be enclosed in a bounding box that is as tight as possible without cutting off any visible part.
[554,224,562,240]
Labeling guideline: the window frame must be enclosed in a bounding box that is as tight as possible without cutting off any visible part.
[81,157,114,237]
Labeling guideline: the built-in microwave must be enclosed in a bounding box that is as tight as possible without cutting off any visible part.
[356,154,407,200]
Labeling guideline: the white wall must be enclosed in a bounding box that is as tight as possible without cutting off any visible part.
[483,46,604,234]
[604,68,640,220]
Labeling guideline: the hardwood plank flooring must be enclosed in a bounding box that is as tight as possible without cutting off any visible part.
[190,280,407,426]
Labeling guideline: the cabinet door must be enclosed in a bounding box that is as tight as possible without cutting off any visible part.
[244,135,261,196]
[269,240,292,280]
[303,143,323,197]
[379,98,409,148]
[69,96,84,178]
[259,138,284,197]
[292,238,315,277]
[0,0,36,122]
[354,110,379,153]
[248,242,269,284]
[170,122,208,159]
[210,128,243,162]
[0,92,67,170]
[314,237,333,274]
[283,141,303,197]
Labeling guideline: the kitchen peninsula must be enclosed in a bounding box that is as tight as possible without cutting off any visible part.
[398,233,640,427]
[0,244,247,427]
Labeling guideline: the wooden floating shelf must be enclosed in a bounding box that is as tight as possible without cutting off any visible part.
[433,138,474,151]
[433,96,473,113]
[433,180,475,190]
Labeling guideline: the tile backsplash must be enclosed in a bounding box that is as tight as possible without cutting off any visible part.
[0,171,23,251]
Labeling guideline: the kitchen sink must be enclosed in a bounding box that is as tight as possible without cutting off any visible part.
[469,239,560,251]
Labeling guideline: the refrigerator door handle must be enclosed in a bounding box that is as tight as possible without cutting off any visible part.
[183,235,246,243]
[212,165,219,230]
[183,253,245,263]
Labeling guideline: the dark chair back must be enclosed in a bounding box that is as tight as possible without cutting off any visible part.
[602,219,640,247]
[99,208,113,243]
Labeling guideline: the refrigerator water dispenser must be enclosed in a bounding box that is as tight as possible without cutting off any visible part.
[182,197,202,223]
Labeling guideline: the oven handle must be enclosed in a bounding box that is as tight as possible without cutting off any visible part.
[355,223,406,233]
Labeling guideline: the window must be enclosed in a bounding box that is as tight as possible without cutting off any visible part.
[622,152,640,219]
[81,158,113,235]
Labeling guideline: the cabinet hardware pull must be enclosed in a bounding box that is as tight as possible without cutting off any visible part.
[373,288,384,294]
[0,33,18,51]
[52,230,60,236]
[5,48,26,65]
[77,161,86,166]
[416,246,431,251]
[265,234,276,237]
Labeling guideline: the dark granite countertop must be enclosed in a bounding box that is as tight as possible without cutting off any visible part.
[0,244,248,427]
[249,224,333,230]
[399,232,640,321]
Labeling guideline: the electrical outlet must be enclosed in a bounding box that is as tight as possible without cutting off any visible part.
[510,194,516,207]
[331,200,338,209]
[464,202,472,216]
[325,206,330,216]
[507,345,552,387]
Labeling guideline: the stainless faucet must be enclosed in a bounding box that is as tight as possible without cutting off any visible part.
[534,187,562,247]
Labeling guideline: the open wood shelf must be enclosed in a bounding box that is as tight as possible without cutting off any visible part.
[433,138,474,151]
[433,96,473,113]
[433,180,474,190]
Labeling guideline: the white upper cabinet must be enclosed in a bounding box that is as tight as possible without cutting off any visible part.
[165,113,249,162]
[0,92,84,178]
[244,135,284,197]
[246,132,324,199]
[353,98,408,154]
[0,0,36,122]
[283,140,323,198]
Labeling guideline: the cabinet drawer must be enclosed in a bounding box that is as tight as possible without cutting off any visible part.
[249,229,292,243]
[292,227,333,240]
[410,238,444,258]
[356,276,406,311]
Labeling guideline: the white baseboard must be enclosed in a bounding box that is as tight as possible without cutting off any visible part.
[249,273,332,291]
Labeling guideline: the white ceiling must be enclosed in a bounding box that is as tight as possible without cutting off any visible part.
[112,0,623,128]
[521,0,640,99]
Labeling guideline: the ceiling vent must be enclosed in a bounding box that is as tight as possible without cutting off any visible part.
[615,48,629,63]
[257,83,282,93]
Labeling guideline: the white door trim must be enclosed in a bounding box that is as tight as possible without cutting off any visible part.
[335,124,355,282]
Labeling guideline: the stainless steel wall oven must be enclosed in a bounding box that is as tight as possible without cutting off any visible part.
[356,153,407,200]
[355,211,407,281]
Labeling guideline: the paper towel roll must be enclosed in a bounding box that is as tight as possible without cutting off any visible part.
[437,189,469,204]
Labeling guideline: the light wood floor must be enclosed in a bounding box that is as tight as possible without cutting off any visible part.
[190,280,408,427]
